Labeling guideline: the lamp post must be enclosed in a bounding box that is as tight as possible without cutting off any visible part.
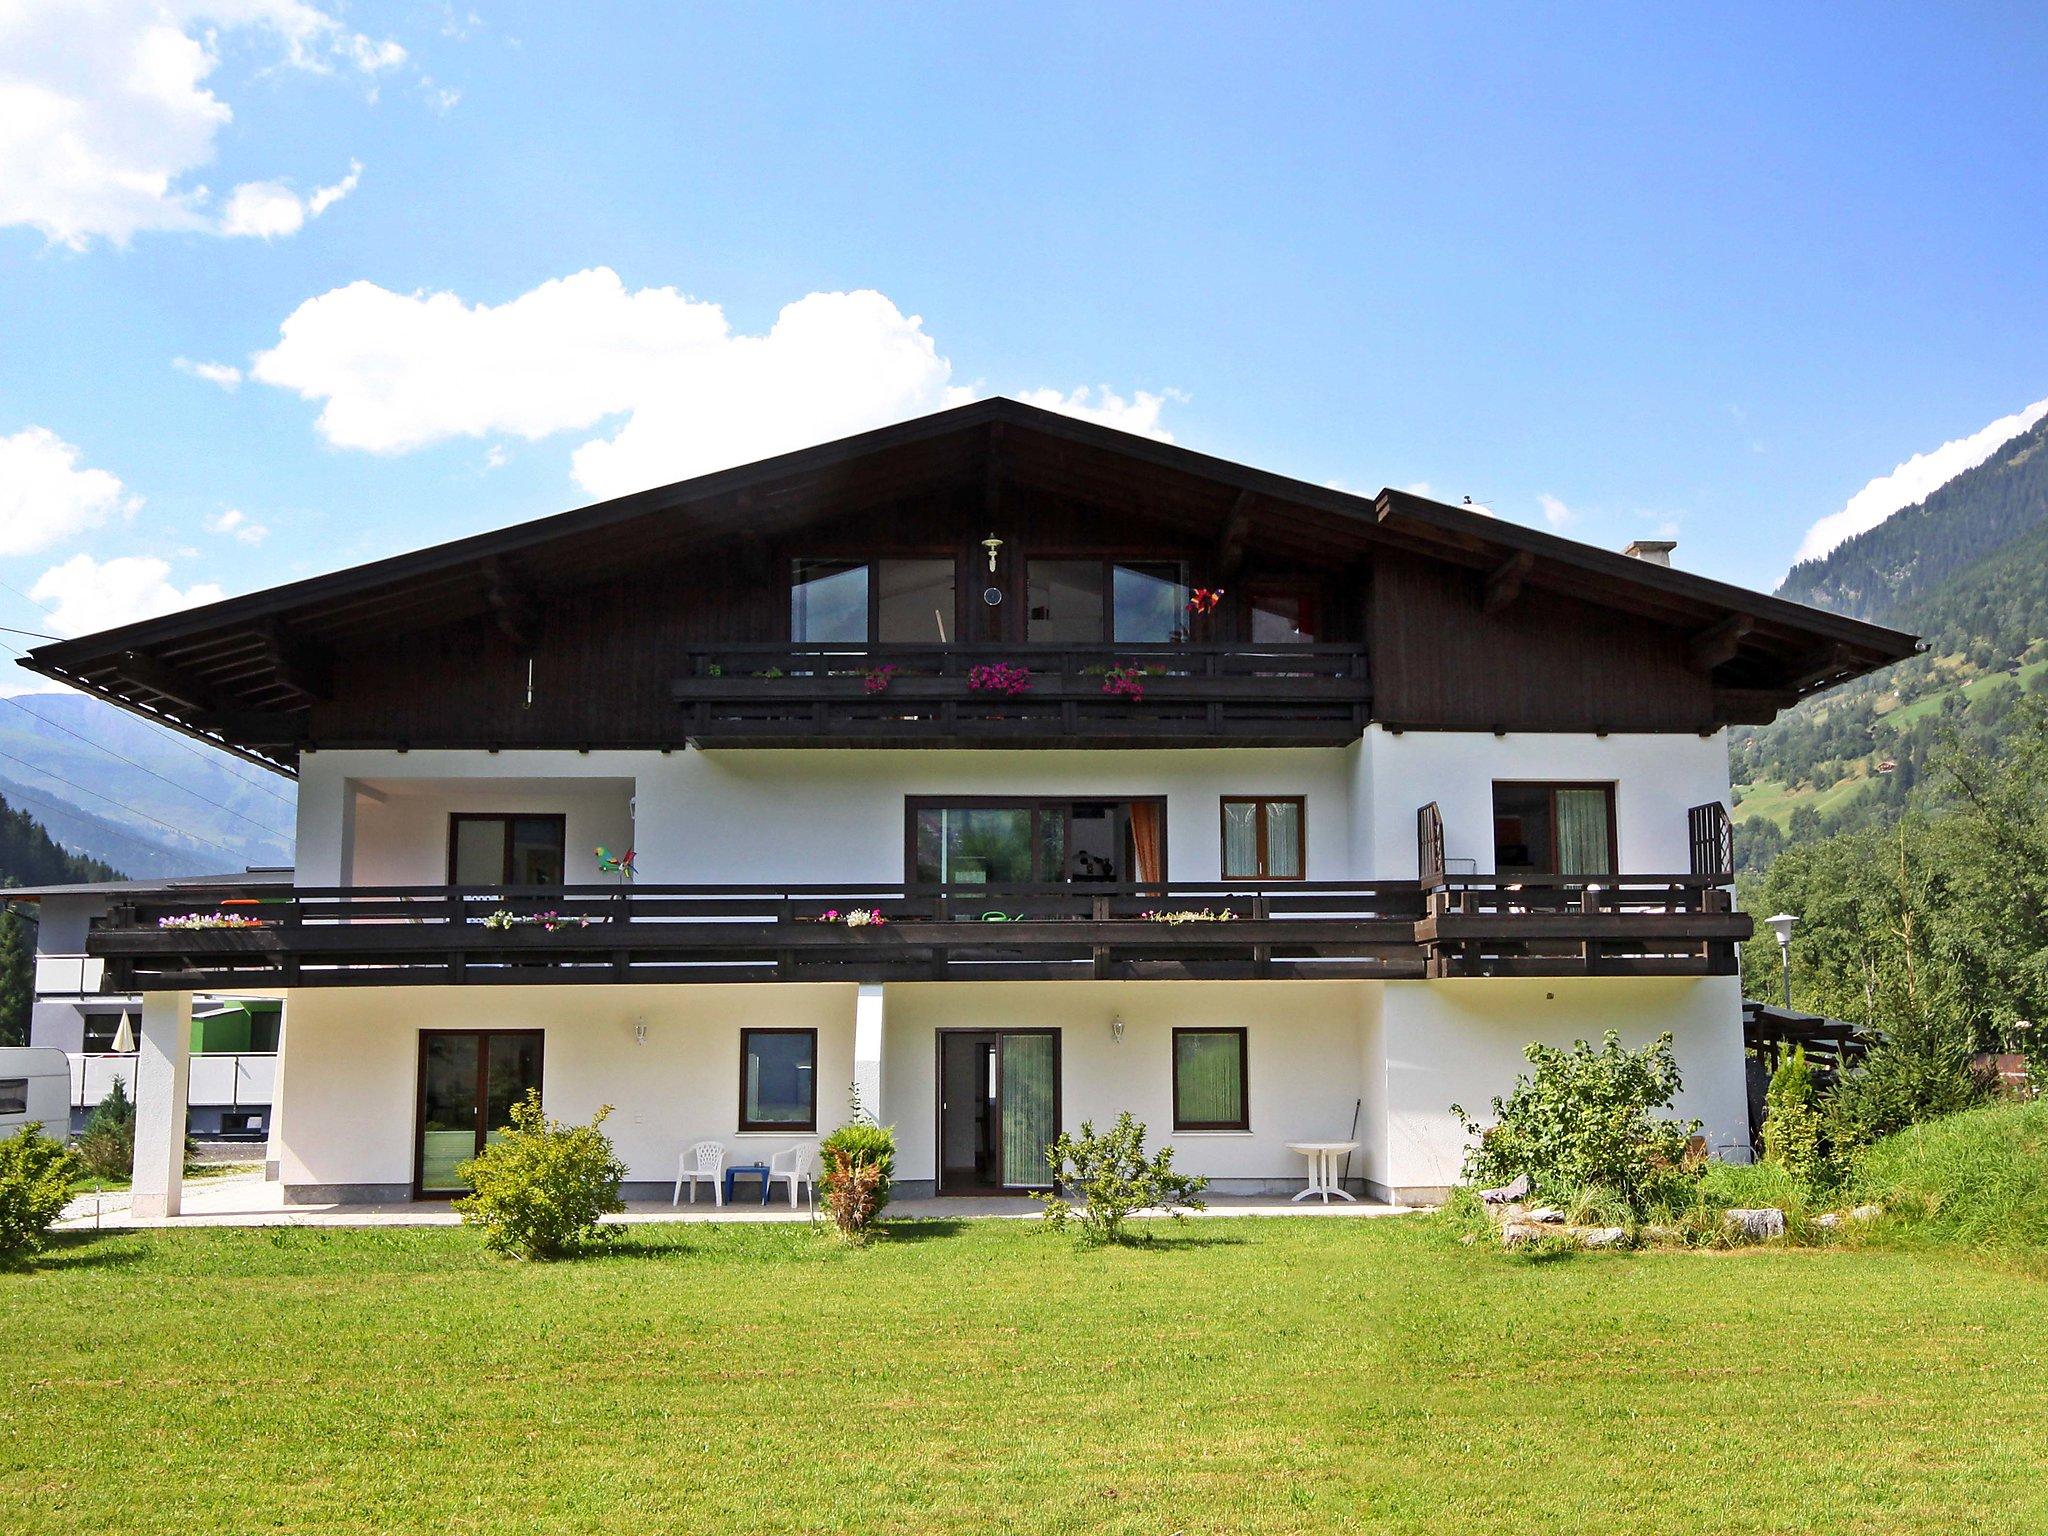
[1764,912,1798,1008]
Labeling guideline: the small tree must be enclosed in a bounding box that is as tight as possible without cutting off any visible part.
[453,1092,626,1260]
[1761,1046,1830,1188]
[0,1124,83,1263]
[1036,1112,1207,1245]
[1453,1031,1699,1217]
[817,1085,895,1242]
[1827,1011,1986,1157]
[74,1076,137,1182]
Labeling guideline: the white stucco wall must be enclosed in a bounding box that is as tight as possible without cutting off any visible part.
[1371,973,1749,1196]
[1360,728,1733,877]
[273,983,858,1192]
[295,730,1732,890]
[879,980,1369,1188]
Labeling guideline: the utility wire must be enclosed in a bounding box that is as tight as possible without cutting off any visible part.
[0,692,292,840]
[0,745,245,859]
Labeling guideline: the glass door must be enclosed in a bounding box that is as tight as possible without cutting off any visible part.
[998,1031,1060,1190]
[415,1030,544,1196]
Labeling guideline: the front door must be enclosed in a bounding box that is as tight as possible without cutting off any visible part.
[415,1029,544,1197]
[937,1029,1060,1194]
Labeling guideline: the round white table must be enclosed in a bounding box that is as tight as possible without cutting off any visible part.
[1285,1141,1358,1203]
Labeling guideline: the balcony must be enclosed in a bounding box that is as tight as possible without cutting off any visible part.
[85,870,1746,991]
[669,643,1371,747]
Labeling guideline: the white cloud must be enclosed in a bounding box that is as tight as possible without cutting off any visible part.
[248,269,1183,500]
[0,426,141,557]
[220,160,359,238]
[173,357,243,389]
[1010,387,1177,442]
[1537,493,1575,530]
[1792,395,2048,566]
[28,554,224,636]
[0,3,399,249]
[204,507,268,544]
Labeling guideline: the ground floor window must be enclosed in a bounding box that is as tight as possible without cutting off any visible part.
[1172,1027,1249,1131]
[1492,782,1616,876]
[740,1028,817,1132]
[1220,796,1304,880]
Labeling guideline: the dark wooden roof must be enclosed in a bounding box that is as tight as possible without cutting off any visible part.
[17,397,1919,775]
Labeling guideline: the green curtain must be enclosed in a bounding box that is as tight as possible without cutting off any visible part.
[1175,1031,1244,1125]
[1555,789,1613,875]
[1000,1034,1058,1188]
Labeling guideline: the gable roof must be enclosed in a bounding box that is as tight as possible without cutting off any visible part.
[18,397,1918,774]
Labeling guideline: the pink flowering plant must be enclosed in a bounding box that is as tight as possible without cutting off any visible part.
[967,662,1033,696]
[1100,663,1148,701]
[861,664,898,695]
[481,909,595,933]
[157,912,267,930]
[812,907,889,927]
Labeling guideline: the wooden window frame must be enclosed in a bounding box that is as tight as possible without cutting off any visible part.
[1490,781,1619,876]
[446,813,569,886]
[1171,1026,1250,1132]
[1218,795,1306,882]
[738,1027,819,1133]
[903,795,1170,885]
[1022,556,1191,644]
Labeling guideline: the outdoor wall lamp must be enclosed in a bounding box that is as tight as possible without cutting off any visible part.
[1764,912,1799,1008]
[633,1022,648,1046]
[1110,1013,1125,1044]
[981,533,1004,573]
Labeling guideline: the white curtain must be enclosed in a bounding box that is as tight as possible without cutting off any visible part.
[1222,800,1259,878]
[1263,800,1302,878]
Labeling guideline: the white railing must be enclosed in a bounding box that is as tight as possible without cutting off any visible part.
[34,953,105,995]
[69,1051,277,1110]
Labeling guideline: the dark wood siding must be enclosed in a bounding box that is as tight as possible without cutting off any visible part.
[1368,550,1715,732]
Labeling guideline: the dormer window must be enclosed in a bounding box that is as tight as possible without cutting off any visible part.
[791,558,957,644]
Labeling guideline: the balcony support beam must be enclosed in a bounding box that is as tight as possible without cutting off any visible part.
[130,990,192,1220]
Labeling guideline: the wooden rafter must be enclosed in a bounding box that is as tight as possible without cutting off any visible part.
[1480,551,1535,615]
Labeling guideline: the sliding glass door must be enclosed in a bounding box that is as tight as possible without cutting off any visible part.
[936,1029,1062,1194]
[998,1032,1059,1189]
[415,1030,544,1197]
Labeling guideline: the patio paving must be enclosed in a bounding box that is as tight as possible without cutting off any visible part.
[57,1167,1419,1230]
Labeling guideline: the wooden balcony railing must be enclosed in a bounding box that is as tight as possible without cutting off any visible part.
[88,868,1747,990]
[669,642,1371,746]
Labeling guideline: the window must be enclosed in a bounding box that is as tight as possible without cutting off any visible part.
[1492,783,1616,876]
[1247,584,1320,643]
[1026,559,1188,643]
[1220,797,1304,880]
[0,1078,27,1116]
[791,558,958,643]
[908,798,1167,885]
[1172,1028,1248,1131]
[448,814,567,886]
[740,1029,817,1132]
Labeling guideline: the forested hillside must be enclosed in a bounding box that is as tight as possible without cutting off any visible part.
[1734,408,2048,872]
[0,790,119,889]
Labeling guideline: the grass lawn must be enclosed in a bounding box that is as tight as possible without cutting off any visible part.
[5,1216,2044,1534]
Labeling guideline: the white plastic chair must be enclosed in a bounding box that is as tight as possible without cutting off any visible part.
[675,1140,726,1206]
[768,1144,815,1210]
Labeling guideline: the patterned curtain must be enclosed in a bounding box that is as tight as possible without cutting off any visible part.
[1263,800,1301,878]
[1000,1034,1058,1188]
[1222,800,1259,878]
[1555,789,1613,875]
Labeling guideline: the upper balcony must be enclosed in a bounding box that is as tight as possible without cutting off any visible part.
[669,642,1371,748]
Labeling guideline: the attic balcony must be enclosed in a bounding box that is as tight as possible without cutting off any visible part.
[668,642,1371,748]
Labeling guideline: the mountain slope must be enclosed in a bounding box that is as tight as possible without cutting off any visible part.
[1734,408,2048,870]
[0,693,294,876]
[0,789,120,887]
[1778,411,2048,621]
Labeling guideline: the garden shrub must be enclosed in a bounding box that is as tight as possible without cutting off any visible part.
[74,1076,135,1182]
[1761,1047,1832,1188]
[453,1092,626,1260]
[1828,1012,1987,1157]
[1453,1031,1699,1218]
[0,1124,83,1262]
[1036,1111,1206,1244]
[818,1090,895,1241]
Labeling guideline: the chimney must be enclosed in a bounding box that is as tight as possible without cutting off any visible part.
[1623,539,1676,567]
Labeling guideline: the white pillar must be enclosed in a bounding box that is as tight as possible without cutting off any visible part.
[263,999,289,1182]
[131,991,192,1219]
[853,984,885,1123]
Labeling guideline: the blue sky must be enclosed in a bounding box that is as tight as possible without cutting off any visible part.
[3,1,2046,671]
